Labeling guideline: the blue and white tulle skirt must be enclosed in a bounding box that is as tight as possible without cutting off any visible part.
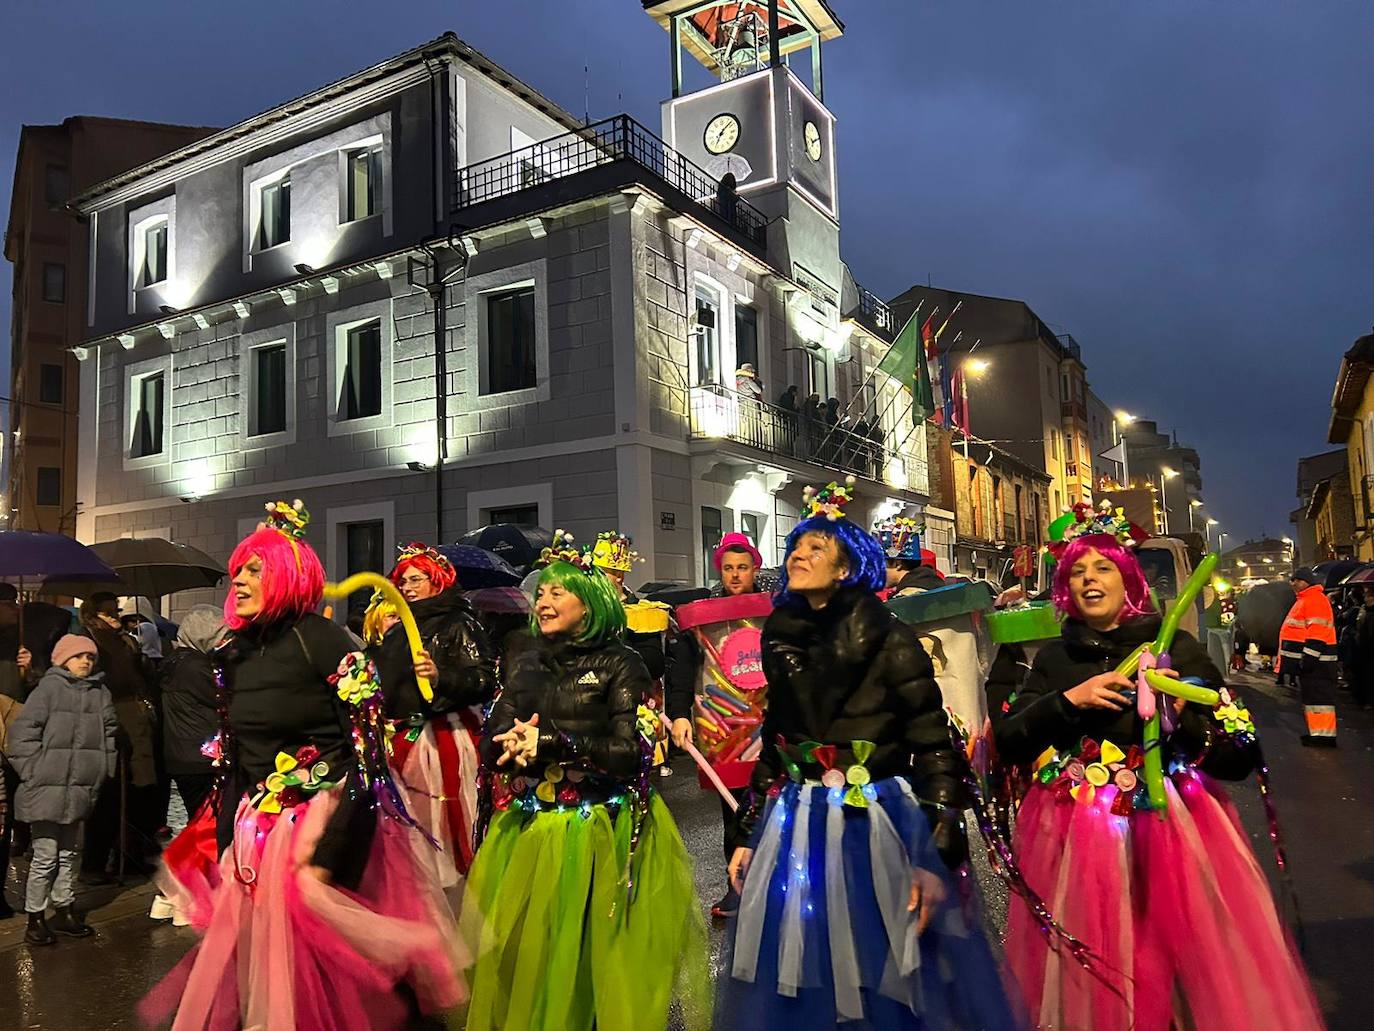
[714,777,1019,1030]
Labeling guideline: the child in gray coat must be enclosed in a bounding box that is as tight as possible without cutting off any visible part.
[6,634,118,946]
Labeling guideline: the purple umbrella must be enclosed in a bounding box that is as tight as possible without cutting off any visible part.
[436,544,522,589]
[0,531,124,637]
[465,587,531,615]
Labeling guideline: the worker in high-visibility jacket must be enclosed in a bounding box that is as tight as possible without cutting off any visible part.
[1280,566,1338,746]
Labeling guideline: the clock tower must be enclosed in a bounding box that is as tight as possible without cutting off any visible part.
[644,1,844,319]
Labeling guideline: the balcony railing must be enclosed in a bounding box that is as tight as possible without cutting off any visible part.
[846,284,896,339]
[454,115,769,247]
[688,383,930,495]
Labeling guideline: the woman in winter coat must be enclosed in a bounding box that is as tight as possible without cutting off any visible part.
[78,592,158,880]
[158,605,225,817]
[995,524,1322,1030]
[370,542,497,888]
[714,483,1015,1031]
[461,550,708,1031]
[7,634,118,946]
[141,502,462,1030]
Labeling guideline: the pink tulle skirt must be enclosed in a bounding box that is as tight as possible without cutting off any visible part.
[1006,768,1324,1030]
[140,788,466,1031]
[390,710,481,889]
[156,799,222,931]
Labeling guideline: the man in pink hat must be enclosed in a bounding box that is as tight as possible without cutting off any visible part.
[665,531,767,918]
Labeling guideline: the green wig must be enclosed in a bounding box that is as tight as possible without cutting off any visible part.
[528,559,627,645]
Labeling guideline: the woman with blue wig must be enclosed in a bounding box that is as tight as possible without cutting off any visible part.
[714,481,1017,1030]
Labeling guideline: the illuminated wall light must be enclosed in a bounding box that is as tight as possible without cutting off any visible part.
[404,424,440,469]
[727,474,770,513]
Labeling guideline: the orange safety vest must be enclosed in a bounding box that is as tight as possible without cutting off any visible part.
[1278,585,1337,672]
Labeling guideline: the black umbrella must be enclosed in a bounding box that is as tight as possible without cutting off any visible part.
[1312,559,1362,590]
[436,544,521,589]
[37,537,225,599]
[458,524,553,572]
[639,583,710,607]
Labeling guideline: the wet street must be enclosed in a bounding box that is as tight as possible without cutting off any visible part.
[2,669,1371,1030]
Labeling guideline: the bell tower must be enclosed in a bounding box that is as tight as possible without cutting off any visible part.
[644,1,844,318]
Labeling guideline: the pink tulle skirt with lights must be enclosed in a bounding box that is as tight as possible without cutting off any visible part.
[389,709,482,890]
[1006,769,1323,1031]
[156,798,223,931]
[139,787,466,1031]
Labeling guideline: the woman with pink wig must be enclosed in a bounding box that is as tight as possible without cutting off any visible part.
[143,501,463,1030]
[995,516,1322,1030]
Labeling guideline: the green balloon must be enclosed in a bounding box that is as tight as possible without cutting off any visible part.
[1047,512,1076,541]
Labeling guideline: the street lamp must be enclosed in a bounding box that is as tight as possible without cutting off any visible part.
[1116,411,1136,426]
[1189,498,1202,532]
[1219,531,1229,553]
[1206,517,1218,550]
[960,357,990,459]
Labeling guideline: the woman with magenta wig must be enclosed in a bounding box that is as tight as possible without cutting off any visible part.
[143,500,463,1031]
[368,542,496,893]
[715,481,1014,1031]
[996,512,1322,1030]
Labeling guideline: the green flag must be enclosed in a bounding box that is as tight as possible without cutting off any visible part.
[877,312,935,419]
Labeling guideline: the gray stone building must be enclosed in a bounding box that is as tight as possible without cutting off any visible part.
[72,15,931,618]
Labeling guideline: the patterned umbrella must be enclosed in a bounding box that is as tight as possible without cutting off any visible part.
[436,544,522,589]
[465,586,531,615]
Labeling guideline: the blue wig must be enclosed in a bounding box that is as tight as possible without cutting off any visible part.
[775,515,887,605]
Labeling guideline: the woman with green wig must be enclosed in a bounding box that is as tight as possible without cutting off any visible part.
[459,540,708,1031]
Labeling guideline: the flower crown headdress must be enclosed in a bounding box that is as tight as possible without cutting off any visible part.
[536,529,596,573]
[591,530,642,574]
[395,541,455,576]
[802,476,857,521]
[260,499,310,570]
[1046,500,1148,560]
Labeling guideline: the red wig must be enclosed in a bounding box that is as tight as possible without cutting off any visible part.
[388,545,457,594]
[1051,533,1154,622]
[223,526,326,631]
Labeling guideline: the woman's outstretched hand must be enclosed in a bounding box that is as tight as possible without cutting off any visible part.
[493,713,540,767]
[1064,672,1134,711]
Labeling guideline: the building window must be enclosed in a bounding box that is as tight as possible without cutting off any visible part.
[139,219,168,287]
[42,263,65,303]
[1014,483,1025,540]
[343,143,382,222]
[251,343,288,437]
[38,363,63,405]
[44,165,69,207]
[693,284,721,386]
[805,344,831,400]
[344,521,385,620]
[486,504,539,527]
[740,511,761,550]
[130,371,165,458]
[701,506,723,584]
[484,286,536,395]
[735,304,758,371]
[256,173,291,250]
[338,321,382,420]
[35,467,61,508]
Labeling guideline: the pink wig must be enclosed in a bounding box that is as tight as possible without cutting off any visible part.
[223,526,325,631]
[1051,533,1154,622]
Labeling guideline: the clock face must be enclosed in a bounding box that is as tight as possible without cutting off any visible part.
[804,120,822,162]
[704,113,741,155]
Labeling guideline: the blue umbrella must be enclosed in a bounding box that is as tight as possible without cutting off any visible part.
[0,531,124,638]
[436,544,522,589]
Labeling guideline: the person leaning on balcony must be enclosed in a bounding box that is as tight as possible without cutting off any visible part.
[735,363,763,402]
[777,385,798,412]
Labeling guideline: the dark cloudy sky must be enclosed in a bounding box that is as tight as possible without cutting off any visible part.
[4,0,1371,545]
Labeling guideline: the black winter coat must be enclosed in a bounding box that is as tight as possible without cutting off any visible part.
[995,616,1253,780]
[742,586,967,868]
[373,588,498,721]
[484,631,649,785]
[159,648,219,777]
[218,613,373,887]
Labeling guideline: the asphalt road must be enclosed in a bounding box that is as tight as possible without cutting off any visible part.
[1,669,1368,1029]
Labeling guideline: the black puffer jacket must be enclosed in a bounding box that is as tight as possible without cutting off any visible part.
[219,613,373,887]
[374,588,498,720]
[484,631,649,783]
[995,616,1253,780]
[741,586,966,868]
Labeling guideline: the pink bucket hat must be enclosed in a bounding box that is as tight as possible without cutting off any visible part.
[713,532,762,572]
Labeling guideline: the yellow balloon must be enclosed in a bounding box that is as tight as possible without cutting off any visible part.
[323,572,432,702]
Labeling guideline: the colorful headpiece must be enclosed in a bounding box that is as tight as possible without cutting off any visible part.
[263,499,310,539]
[874,516,924,561]
[1046,500,1148,560]
[390,541,458,593]
[802,477,857,522]
[591,530,640,574]
[361,589,399,646]
[536,529,595,573]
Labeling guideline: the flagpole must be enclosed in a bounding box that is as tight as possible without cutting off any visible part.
[813,299,924,463]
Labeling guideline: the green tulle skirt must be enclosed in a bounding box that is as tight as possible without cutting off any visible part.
[458,792,709,1031]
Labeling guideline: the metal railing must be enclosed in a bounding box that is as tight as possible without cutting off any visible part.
[688,383,930,495]
[848,284,896,337]
[454,115,769,247]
